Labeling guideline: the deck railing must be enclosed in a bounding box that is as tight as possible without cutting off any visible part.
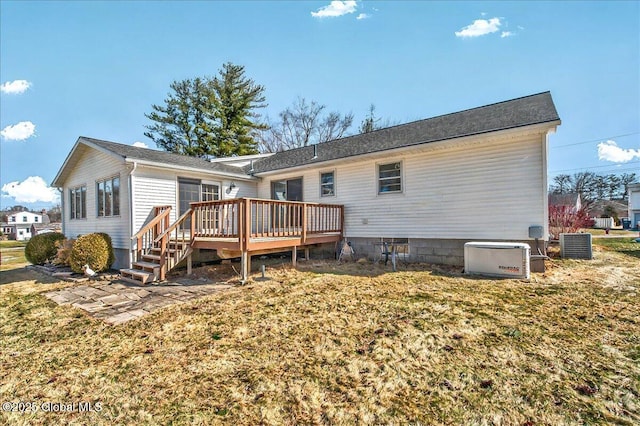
[138,199,343,281]
[131,205,171,262]
[154,208,193,281]
[190,198,343,244]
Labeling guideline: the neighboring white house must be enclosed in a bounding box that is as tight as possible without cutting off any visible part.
[3,211,44,240]
[53,91,561,270]
[548,193,582,213]
[629,183,640,229]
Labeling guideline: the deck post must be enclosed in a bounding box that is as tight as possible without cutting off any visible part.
[159,234,167,281]
[190,207,195,238]
[292,246,297,267]
[187,252,192,275]
[305,247,310,261]
[244,198,251,250]
[241,250,249,283]
[302,204,307,243]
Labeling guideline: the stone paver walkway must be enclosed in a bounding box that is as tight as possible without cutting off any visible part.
[44,278,235,325]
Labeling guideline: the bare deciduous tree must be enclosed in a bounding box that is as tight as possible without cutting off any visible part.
[258,97,353,152]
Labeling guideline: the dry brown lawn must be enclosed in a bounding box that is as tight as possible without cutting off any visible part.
[1,242,638,425]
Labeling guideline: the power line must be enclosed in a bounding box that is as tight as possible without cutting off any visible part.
[549,161,640,174]
[550,131,639,149]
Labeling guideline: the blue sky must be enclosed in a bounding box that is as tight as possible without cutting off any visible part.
[1,1,638,210]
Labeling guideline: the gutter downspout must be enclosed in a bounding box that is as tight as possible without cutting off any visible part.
[56,188,64,236]
[127,161,138,268]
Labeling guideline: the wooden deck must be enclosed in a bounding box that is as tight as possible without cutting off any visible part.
[130,199,344,282]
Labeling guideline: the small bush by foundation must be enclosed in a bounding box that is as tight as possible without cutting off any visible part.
[70,233,112,273]
[24,233,65,265]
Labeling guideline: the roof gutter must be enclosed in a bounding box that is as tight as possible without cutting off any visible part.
[124,158,258,181]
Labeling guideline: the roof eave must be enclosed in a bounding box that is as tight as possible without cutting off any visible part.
[253,120,561,176]
[126,158,258,181]
[52,137,127,187]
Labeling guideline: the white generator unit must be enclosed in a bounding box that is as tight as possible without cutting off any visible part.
[464,242,531,279]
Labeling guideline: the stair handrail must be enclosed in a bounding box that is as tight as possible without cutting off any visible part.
[154,208,192,244]
[154,208,194,281]
[131,206,172,263]
[132,206,172,241]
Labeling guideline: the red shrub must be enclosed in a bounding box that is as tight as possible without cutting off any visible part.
[548,205,595,240]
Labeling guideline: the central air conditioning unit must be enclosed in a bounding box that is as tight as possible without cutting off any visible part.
[464,242,531,279]
[560,233,592,259]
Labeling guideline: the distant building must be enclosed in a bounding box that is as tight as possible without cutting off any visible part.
[629,183,640,229]
[548,193,582,212]
[2,210,47,240]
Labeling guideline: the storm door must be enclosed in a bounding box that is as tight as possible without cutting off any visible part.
[178,178,200,229]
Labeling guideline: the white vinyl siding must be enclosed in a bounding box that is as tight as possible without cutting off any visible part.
[131,165,257,234]
[63,149,130,249]
[256,132,548,241]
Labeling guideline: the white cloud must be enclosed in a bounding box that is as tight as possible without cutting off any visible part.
[1,121,36,141]
[311,1,357,18]
[132,141,149,148]
[501,31,514,38]
[356,13,370,20]
[455,17,502,38]
[597,140,640,163]
[0,79,32,94]
[1,176,60,204]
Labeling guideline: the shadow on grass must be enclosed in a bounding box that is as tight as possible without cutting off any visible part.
[295,260,468,279]
[0,267,60,286]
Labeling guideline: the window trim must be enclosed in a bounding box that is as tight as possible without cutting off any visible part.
[69,185,87,220]
[271,177,304,202]
[201,180,221,202]
[96,175,121,218]
[377,161,403,195]
[320,170,336,198]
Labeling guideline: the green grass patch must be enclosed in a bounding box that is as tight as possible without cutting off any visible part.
[0,240,28,249]
[0,241,29,271]
[593,237,640,259]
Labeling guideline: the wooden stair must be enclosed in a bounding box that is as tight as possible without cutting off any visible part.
[120,239,190,285]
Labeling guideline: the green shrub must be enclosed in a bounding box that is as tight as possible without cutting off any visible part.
[96,232,115,268]
[70,233,111,273]
[25,233,65,265]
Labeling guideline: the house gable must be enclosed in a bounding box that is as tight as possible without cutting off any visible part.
[53,137,257,188]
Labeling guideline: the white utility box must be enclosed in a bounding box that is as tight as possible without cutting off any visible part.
[464,242,530,279]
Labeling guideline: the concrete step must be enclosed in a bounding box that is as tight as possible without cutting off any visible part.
[119,276,148,286]
[132,260,160,270]
[120,268,155,285]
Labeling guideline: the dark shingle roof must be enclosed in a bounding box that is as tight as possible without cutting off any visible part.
[81,137,251,177]
[248,91,560,174]
[548,193,581,207]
